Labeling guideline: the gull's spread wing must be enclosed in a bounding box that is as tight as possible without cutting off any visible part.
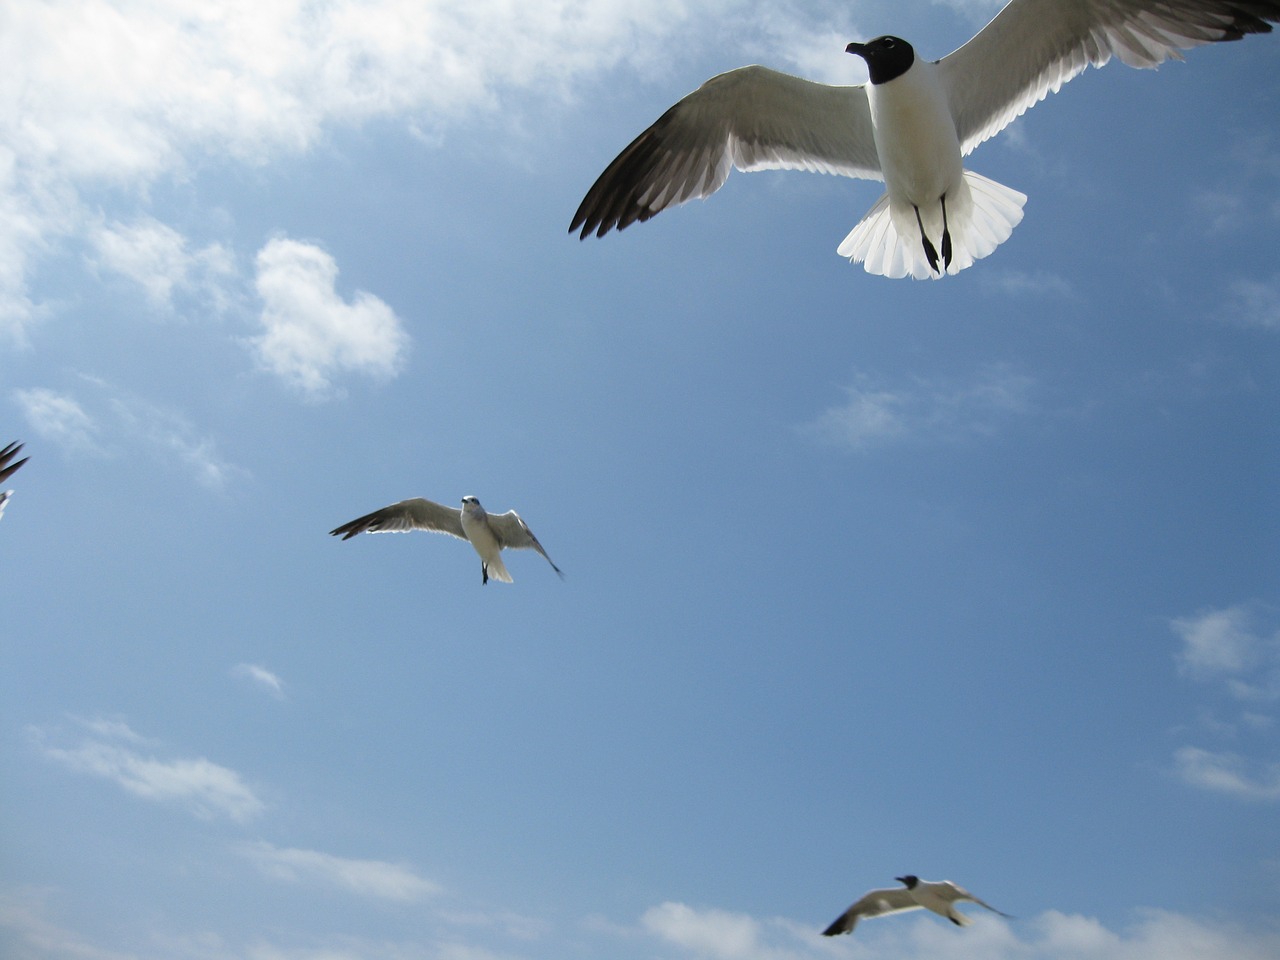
[486,511,563,577]
[822,888,919,935]
[939,0,1280,154]
[570,65,880,238]
[329,498,465,540]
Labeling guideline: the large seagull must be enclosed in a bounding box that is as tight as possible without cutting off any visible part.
[330,495,563,585]
[570,0,1280,279]
[822,875,1012,934]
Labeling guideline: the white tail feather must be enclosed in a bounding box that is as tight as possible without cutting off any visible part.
[486,554,513,583]
[838,170,1026,279]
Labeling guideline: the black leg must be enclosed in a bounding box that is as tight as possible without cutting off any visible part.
[914,205,940,274]
[482,563,489,585]
[940,194,952,270]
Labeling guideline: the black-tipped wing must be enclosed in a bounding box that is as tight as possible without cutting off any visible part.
[822,888,919,935]
[486,511,563,578]
[570,65,880,239]
[0,441,28,485]
[329,498,465,541]
[939,0,1280,155]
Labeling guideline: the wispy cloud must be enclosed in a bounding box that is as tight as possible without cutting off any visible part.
[89,215,236,311]
[980,268,1075,299]
[3,895,1280,960]
[11,379,245,490]
[238,841,441,903]
[1170,604,1280,800]
[642,902,775,960]
[32,716,264,822]
[233,663,286,700]
[801,366,1034,452]
[249,237,409,398]
[12,386,102,454]
[1172,605,1280,700]
[638,902,1280,960]
[1173,747,1280,801]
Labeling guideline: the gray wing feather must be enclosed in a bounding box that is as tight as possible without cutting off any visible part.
[487,511,564,578]
[939,0,1280,155]
[329,498,465,540]
[570,65,880,238]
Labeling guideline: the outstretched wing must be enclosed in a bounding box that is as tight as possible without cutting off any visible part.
[570,65,880,239]
[822,888,919,936]
[486,511,564,578]
[329,498,465,541]
[939,881,1014,918]
[0,441,28,485]
[939,0,1280,155]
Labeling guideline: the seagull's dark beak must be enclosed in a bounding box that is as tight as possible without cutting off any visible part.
[845,41,867,57]
[894,876,908,885]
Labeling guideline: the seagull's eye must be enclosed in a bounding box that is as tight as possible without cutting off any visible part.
[883,38,895,47]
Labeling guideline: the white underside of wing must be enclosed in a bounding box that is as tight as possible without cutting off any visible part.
[941,0,1278,154]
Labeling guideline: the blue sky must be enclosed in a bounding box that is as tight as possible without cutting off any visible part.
[2,0,1279,957]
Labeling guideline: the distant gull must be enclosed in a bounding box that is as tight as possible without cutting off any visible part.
[571,0,1280,278]
[822,875,1012,934]
[330,495,563,585]
[0,441,29,523]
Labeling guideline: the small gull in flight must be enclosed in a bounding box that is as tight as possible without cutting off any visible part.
[330,495,563,585]
[0,441,29,523]
[822,875,1012,934]
[571,0,1280,278]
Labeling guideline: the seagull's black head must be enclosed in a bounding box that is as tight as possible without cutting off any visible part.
[462,496,479,505]
[845,35,914,85]
[895,875,920,889]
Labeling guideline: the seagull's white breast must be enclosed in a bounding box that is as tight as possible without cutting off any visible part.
[866,61,963,205]
[460,506,501,561]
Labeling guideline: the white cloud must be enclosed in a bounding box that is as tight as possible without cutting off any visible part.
[0,889,139,960]
[643,902,769,960]
[1173,606,1263,678]
[3,896,1280,960]
[980,269,1074,299]
[1173,747,1280,801]
[1170,605,1280,799]
[33,717,265,822]
[238,841,442,903]
[638,902,1280,960]
[0,0,735,342]
[11,379,245,490]
[250,237,409,397]
[12,386,101,453]
[802,366,1034,452]
[233,663,286,700]
[1172,605,1280,700]
[90,216,235,310]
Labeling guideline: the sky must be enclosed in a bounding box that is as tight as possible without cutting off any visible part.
[2,0,1279,958]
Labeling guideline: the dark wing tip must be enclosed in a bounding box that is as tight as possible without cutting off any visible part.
[0,456,30,485]
[1217,4,1280,39]
[570,114,680,240]
[821,913,853,937]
